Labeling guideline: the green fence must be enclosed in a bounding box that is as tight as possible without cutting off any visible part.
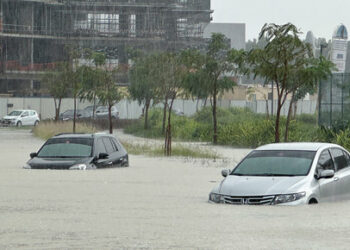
[319,73,350,127]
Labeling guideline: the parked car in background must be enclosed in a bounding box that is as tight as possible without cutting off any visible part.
[1,110,40,127]
[59,109,90,121]
[84,105,101,118]
[95,106,119,119]
[23,133,129,170]
[209,143,350,205]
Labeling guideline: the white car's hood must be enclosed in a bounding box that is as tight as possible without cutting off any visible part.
[219,175,307,196]
[3,115,19,119]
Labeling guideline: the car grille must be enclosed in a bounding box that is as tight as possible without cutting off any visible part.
[222,195,275,205]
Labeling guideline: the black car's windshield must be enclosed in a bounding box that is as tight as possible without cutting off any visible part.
[38,138,93,158]
[231,150,316,176]
[8,111,22,116]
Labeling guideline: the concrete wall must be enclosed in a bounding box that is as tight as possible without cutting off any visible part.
[203,23,246,50]
[0,97,317,120]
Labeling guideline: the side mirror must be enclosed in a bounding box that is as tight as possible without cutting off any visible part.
[318,169,335,179]
[99,153,109,159]
[30,152,37,159]
[221,169,231,178]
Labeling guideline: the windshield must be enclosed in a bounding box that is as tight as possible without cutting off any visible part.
[96,107,108,112]
[8,111,22,116]
[231,150,316,176]
[38,138,93,158]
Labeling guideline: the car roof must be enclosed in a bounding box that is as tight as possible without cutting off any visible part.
[255,142,342,152]
[51,133,114,139]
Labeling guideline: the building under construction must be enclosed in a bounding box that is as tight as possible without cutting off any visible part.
[0,0,212,96]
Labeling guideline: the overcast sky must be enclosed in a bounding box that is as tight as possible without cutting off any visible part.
[212,0,350,41]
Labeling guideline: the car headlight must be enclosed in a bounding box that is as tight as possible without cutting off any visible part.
[209,193,222,203]
[273,192,306,204]
[23,163,31,169]
[69,164,87,170]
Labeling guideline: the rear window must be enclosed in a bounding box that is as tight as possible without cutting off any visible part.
[38,138,93,158]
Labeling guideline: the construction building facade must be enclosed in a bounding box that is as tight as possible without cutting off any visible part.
[0,0,212,96]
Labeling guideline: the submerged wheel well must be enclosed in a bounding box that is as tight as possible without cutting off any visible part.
[308,198,318,204]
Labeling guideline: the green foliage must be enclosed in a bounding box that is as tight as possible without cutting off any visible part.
[125,107,323,148]
[33,121,96,140]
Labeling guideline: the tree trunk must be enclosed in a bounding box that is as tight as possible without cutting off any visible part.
[162,98,168,135]
[144,99,150,130]
[265,99,269,119]
[54,98,58,121]
[275,98,282,143]
[212,82,218,144]
[293,101,297,119]
[56,98,62,121]
[284,93,295,142]
[92,95,96,120]
[165,97,175,156]
[108,104,113,134]
[73,95,77,133]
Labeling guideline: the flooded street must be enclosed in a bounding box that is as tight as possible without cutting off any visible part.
[1,129,350,249]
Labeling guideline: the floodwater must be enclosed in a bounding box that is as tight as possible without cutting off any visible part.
[1,129,350,249]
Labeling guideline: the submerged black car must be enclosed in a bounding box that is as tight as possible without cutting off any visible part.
[24,133,129,170]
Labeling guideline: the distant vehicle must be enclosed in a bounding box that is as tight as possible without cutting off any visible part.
[209,143,350,205]
[59,109,89,121]
[173,108,184,116]
[95,106,119,119]
[24,133,129,170]
[83,105,101,118]
[1,110,40,127]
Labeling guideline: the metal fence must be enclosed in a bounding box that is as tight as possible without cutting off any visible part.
[0,97,317,121]
[319,73,350,127]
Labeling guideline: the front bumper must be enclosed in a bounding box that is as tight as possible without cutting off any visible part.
[209,193,308,205]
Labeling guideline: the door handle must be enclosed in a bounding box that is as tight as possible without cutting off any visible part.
[334,177,339,181]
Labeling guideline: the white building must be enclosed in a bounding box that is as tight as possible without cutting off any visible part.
[331,24,348,73]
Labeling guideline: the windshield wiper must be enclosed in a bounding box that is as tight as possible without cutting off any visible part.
[255,174,297,177]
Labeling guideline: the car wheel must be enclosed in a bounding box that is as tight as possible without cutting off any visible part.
[308,198,318,205]
[34,120,39,126]
[16,121,22,127]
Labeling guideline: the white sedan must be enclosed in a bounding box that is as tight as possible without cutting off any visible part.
[209,143,350,205]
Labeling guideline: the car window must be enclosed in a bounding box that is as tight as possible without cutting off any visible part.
[330,148,349,171]
[317,150,335,172]
[38,138,93,158]
[231,150,316,176]
[102,137,115,154]
[110,138,119,151]
[96,138,107,155]
[22,111,29,116]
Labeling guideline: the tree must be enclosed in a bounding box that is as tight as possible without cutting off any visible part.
[96,69,123,134]
[79,51,107,119]
[65,45,81,133]
[41,62,70,121]
[247,23,333,142]
[184,33,238,144]
[129,54,159,129]
[284,57,334,141]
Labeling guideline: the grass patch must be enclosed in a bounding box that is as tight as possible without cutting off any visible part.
[32,120,97,140]
[120,140,220,159]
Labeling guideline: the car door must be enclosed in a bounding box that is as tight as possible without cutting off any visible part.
[28,111,36,125]
[317,149,338,202]
[102,137,120,167]
[21,111,30,125]
[94,138,113,168]
[330,148,350,200]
